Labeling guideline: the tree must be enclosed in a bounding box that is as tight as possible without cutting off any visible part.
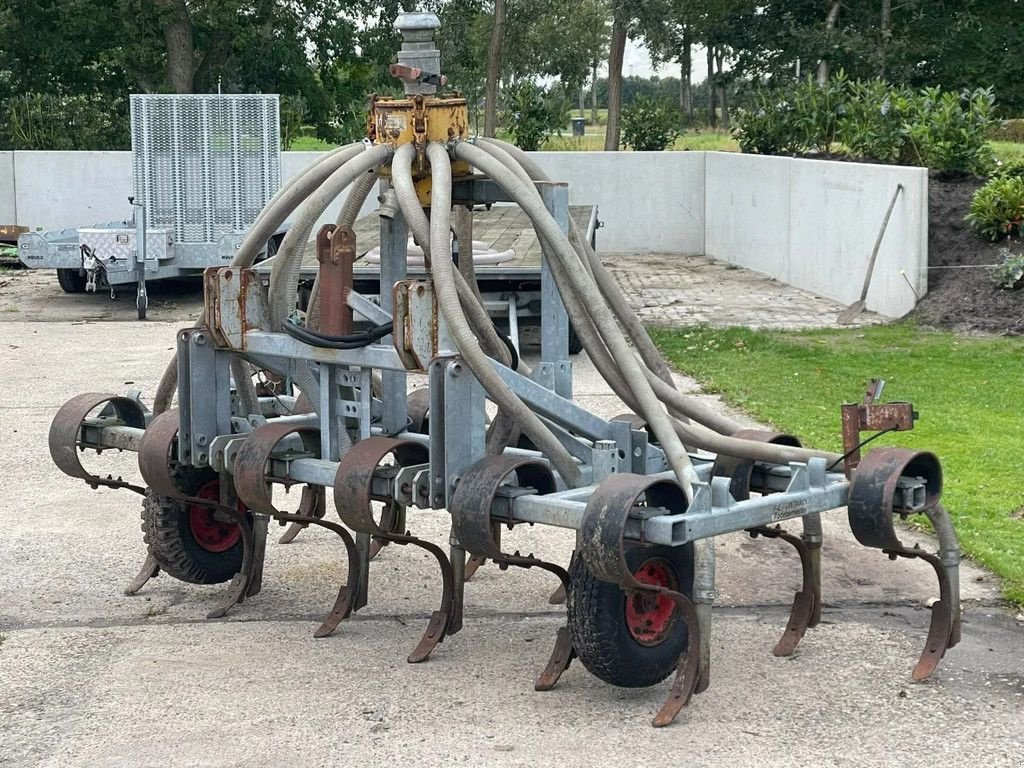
[483,0,506,136]
[603,8,627,150]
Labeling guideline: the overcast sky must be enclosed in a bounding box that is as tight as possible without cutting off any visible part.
[621,37,710,83]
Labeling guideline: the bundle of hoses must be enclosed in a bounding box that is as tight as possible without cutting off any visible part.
[148,137,960,633]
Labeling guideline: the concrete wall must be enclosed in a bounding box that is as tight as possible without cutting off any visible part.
[704,152,927,317]
[0,151,14,224]
[530,152,705,254]
[0,149,927,317]
[2,151,133,230]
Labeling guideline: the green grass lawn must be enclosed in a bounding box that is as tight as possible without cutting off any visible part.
[992,140,1024,164]
[650,322,1024,606]
[287,130,1012,162]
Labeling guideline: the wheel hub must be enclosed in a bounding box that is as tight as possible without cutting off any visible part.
[625,557,679,646]
[188,479,243,553]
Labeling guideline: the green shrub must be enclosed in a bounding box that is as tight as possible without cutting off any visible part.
[837,79,916,163]
[503,81,569,152]
[789,73,847,153]
[736,78,997,173]
[992,159,1024,180]
[0,93,129,150]
[992,247,1024,289]
[620,95,681,151]
[734,91,803,155]
[903,87,995,174]
[966,175,1024,240]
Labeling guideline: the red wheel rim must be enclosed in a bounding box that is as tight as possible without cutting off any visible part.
[625,557,679,646]
[188,479,243,553]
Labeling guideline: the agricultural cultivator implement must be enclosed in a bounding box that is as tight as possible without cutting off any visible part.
[50,12,962,727]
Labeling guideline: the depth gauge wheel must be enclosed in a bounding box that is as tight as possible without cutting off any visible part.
[567,543,694,688]
[140,466,247,584]
[56,268,87,293]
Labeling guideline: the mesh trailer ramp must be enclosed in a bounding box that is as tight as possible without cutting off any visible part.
[17,94,284,319]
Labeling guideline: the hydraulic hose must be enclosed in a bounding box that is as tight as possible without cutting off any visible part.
[454,141,700,497]
[478,138,702,424]
[391,143,526,455]
[153,143,364,415]
[425,142,581,487]
[473,138,846,466]
[390,144,518,373]
[270,143,393,332]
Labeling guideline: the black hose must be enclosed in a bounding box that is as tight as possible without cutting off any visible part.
[283,320,393,350]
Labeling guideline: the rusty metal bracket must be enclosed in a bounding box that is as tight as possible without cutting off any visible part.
[49,393,147,494]
[712,429,823,656]
[449,454,575,690]
[316,224,355,335]
[841,397,917,475]
[578,473,701,727]
[333,437,454,662]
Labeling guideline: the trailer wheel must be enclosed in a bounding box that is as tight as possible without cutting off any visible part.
[568,323,584,355]
[56,268,87,293]
[567,543,694,688]
[141,466,246,585]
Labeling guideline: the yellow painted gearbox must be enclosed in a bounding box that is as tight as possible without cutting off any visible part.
[368,93,471,200]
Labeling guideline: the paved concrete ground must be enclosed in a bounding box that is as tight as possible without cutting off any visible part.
[1,267,1021,767]
[0,253,882,328]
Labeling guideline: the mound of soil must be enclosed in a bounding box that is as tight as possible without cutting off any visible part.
[912,175,1024,335]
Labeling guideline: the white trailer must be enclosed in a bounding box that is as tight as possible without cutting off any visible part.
[17,94,285,318]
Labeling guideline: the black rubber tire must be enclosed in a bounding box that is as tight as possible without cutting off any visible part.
[568,323,584,355]
[567,543,694,688]
[56,268,87,293]
[140,466,244,585]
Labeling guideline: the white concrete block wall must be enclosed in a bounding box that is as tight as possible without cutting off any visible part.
[0,151,15,223]
[530,151,705,254]
[705,154,792,283]
[788,158,927,317]
[3,149,927,317]
[11,151,133,231]
[704,152,927,317]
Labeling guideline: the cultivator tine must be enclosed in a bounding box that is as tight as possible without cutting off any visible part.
[450,455,575,689]
[334,437,454,663]
[463,554,486,580]
[124,553,161,596]
[848,447,957,680]
[579,473,702,727]
[548,583,566,605]
[49,393,148,494]
[651,591,702,727]
[747,526,819,656]
[278,485,326,544]
[275,512,360,637]
[207,505,259,619]
[713,429,824,656]
[232,421,363,635]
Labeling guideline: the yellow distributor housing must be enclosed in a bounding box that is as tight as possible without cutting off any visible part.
[368,93,471,205]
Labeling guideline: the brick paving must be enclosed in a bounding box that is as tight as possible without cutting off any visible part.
[607,253,882,330]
